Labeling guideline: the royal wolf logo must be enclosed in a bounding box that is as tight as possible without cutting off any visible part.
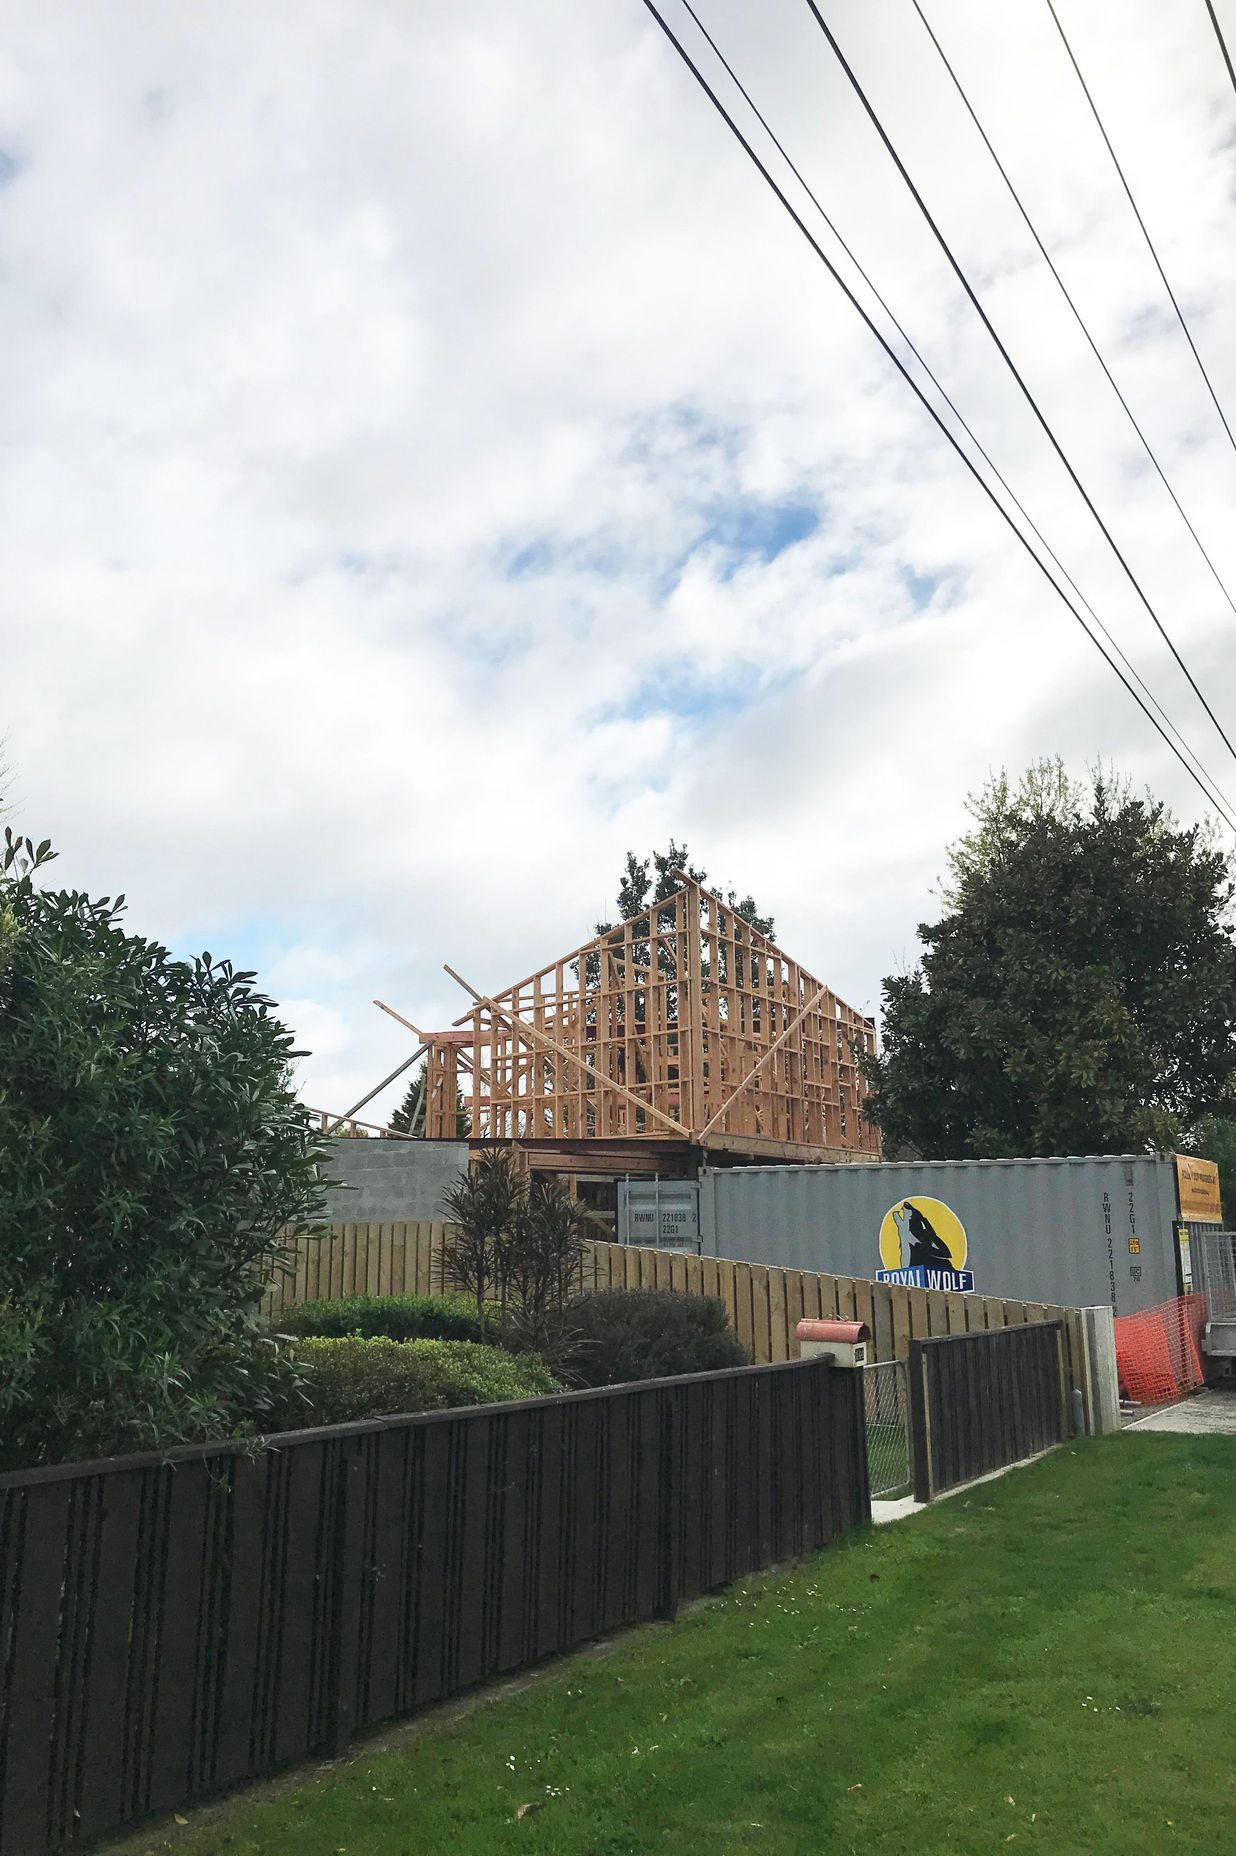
[891,1200,954,1270]
[877,1196,973,1290]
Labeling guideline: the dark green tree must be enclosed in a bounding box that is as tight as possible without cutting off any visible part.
[587,842,776,1042]
[388,1060,470,1138]
[863,764,1236,1159]
[597,839,774,939]
[1182,1114,1236,1223]
[389,1063,426,1136]
[0,829,328,1468]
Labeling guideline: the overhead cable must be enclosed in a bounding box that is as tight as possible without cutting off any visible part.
[1206,1,1236,102]
[914,0,1236,627]
[800,0,1236,769]
[1046,0,1236,463]
[674,0,1236,824]
[635,0,1236,831]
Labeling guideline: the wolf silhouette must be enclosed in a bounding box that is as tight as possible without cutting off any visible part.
[892,1200,953,1271]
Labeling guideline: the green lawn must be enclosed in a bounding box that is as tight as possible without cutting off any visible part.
[151,1436,1235,1856]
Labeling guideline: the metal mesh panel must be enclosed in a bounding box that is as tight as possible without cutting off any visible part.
[863,1360,909,1498]
[1193,1231,1236,1317]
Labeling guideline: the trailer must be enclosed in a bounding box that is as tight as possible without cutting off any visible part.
[1192,1229,1236,1384]
[620,1152,1223,1320]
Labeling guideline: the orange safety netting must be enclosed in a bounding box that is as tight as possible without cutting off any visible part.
[1114,1294,1207,1405]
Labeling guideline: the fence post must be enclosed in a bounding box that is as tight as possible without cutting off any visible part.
[1082,1305,1121,1434]
[1052,1324,1068,1440]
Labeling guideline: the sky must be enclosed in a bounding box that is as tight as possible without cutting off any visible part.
[3,0,1236,1120]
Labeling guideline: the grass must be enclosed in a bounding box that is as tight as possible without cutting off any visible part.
[141,1436,1236,1856]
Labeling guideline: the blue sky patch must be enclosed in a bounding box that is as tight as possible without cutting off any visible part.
[507,537,554,579]
[703,499,819,571]
[902,565,940,606]
[0,147,23,189]
[600,661,796,728]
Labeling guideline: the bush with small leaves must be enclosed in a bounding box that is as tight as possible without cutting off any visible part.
[275,1292,498,1345]
[555,1288,750,1388]
[0,829,328,1470]
[281,1336,559,1427]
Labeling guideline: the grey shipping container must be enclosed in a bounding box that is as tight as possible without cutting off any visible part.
[688,1154,1220,1318]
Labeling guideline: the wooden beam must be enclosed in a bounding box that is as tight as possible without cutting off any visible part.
[374,998,428,1040]
[697,982,830,1139]
[699,1130,863,1164]
[322,1043,428,1134]
[373,999,492,1085]
[442,963,691,1138]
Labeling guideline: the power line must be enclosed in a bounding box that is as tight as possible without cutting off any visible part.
[1045,0,1236,463]
[673,0,1236,825]
[914,0,1236,627]
[800,0,1236,771]
[1207,0,1236,102]
[634,1,1236,831]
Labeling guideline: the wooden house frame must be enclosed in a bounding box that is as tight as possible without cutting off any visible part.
[413,877,879,1168]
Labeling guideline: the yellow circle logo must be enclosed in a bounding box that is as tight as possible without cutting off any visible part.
[878,1197,968,1273]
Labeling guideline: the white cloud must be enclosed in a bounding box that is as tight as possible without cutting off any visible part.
[3,0,1235,1115]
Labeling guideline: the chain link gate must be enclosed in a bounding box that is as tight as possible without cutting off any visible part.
[863,1359,910,1498]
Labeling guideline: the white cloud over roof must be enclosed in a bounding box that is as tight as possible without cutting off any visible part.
[3,0,1235,1114]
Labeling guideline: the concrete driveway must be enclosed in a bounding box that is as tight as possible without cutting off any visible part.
[1130,1389,1236,1434]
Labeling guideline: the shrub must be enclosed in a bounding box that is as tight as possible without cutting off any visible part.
[441,1146,525,1315]
[502,1176,590,1353]
[280,1337,559,1427]
[0,830,327,1471]
[275,1292,497,1345]
[439,1156,588,1353]
[557,1289,750,1388]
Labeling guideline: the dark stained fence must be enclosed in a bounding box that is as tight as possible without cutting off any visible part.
[0,1358,868,1855]
[908,1322,1067,1502]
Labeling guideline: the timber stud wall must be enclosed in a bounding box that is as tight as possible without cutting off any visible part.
[0,1361,867,1856]
[262,1223,1097,1432]
[422,877,880,1158]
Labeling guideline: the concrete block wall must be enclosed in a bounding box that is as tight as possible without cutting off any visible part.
[322,1137,470,1223]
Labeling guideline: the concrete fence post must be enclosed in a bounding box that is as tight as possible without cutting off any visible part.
[1082,1305,1121,1434]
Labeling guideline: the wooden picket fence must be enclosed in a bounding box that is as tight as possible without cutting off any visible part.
[262,1222,1098,1429]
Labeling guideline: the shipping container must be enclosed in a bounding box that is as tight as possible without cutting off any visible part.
[620,1153,1223,1318]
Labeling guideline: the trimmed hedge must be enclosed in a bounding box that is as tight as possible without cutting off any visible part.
[282,1336,559,1426]
[274,1292,497,1345]
[559,1288,750,1388]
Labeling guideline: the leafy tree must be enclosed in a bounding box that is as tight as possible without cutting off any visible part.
[0,830,328,1468]
[863,763,1236,1159]
[1182,1114,1236,1224]
[597,840,774,939]
[587,842,775,1055]
[388,1060,471,1137]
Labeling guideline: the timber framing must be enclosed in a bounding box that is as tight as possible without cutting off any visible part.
[406,876,879,1164]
